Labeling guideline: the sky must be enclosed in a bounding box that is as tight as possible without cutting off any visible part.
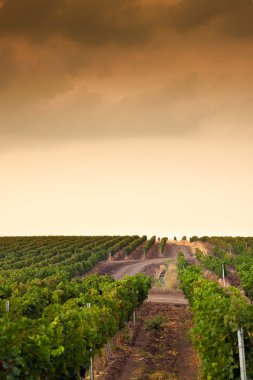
[1,0,253,237]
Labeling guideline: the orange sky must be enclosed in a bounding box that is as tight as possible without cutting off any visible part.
[1,0,253,237]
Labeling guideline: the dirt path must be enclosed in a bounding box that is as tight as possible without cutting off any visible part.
[91,243,199,379]
[164,244,191,260]
[92,243,194,281]
[87,243,194,305]
[111,258,168,280]
[96,303,198,380]
[147,289,188,305]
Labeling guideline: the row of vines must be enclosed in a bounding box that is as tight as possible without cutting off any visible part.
[192,236,253,301]
[0,273,151,379]
[0,235,148,286]
[178,243,253,380]
[0,236,151,379]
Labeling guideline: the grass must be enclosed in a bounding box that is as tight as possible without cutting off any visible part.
[148,371,178,380]
[144,315,166,331]
[164,262,179,290]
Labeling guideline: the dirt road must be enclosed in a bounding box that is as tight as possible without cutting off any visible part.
[164,243,191,260]
[111,258,167,280]
[90,243,193,305]
[94,243,193,280]
[147,289,188,305]
[93,242,198,379]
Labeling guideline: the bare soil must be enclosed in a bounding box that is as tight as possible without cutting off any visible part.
[95,303,198,380]
[128,245,145,260]
[89,243,195,280]
[147,289,188,305]
[145,242,160,259]
[89,243,199,379]
[225,264,242,288]
[113,249,128,260]
[88,258,167,279]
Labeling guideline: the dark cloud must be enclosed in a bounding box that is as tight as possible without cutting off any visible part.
[0,0,61,39]
[1,72,252,144]
[0,0,152,45]
[167,0,253,37]
[0,0,253,146]
[0,0,253,46]
[167,0,228,32]
[222,1,253,38]
[0,45,17,89]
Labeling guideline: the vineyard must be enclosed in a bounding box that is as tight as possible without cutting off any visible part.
[0,235,151,379]
[192,236,253,301]
[1,234,253,380]
[180,236,253,380]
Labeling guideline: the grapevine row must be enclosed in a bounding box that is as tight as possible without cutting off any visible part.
[178,253,253,380]
[0,274,151,379]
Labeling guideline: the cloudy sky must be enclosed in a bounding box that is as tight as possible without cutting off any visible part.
[1,0,253,237]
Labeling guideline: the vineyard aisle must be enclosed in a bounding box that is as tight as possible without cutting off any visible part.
[94,243,199,380]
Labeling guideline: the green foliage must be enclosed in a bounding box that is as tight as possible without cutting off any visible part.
[0,236,152,379]
[178,259,202,306]
[0,235,148,284]
[144,315,165,331]
[0,274,151,379]
[190,236,199,242]
[124,235,147,255]
[193,237,253,302]
[177,252,188,270]
[159,237,167,253]
[108,235,139,256]
[195,248,228,278]
[178,262,253,380]
[233,254,253,301]
[143,236,156,254]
